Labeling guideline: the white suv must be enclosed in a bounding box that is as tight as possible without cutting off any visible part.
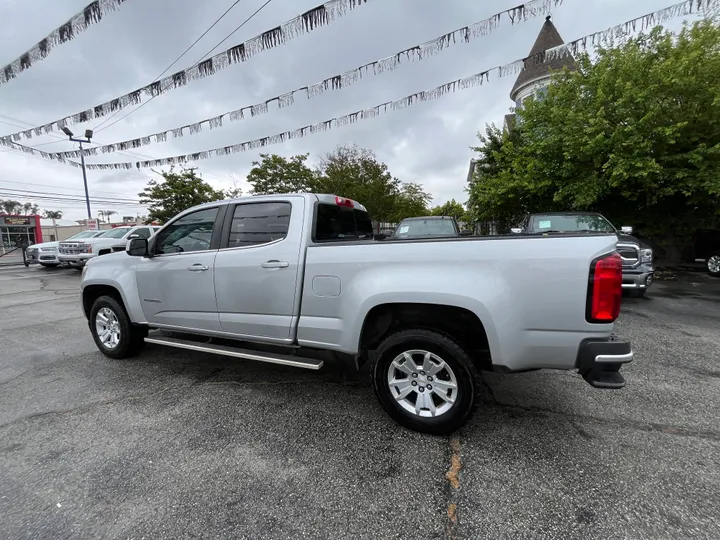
[59,225,160,267]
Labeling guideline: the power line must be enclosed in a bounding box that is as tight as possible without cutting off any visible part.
[95,0,274,133]
[0,180,141,198]
[157,0,246,81]
[0,189,140,204]
[93,0,250,132]
[0,114,231,182]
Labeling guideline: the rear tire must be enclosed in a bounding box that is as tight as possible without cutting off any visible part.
[370,329,478,435]
[89,295,146,359]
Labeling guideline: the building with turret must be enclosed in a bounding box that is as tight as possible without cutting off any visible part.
[467,15,576,184]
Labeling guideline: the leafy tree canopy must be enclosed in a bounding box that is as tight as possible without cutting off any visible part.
[246,153,316,195]
[139,167,227,224]
[430,199,467,222]
[42,210,64,220]
[468,20,720,253]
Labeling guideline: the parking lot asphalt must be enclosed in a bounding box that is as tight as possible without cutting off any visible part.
[1,265,719,539]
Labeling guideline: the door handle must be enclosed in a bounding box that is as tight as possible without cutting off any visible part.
[261,260,289,269]
[187,263,209,272]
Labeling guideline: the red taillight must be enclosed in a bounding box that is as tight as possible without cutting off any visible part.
[335,196,354,207]
[587,253,622,323]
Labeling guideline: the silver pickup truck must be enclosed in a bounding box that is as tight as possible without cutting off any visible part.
[80,193,633,434]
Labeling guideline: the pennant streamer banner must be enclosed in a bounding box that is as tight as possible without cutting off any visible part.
[1,0,715,171]
[45,0,565,160]
[0,139,83,168]
[0,0,131,87]
[72,0,717,171]
[0,0,371,144]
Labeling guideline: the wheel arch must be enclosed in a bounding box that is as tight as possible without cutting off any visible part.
[358,301,496,372]
[82,284,126,319]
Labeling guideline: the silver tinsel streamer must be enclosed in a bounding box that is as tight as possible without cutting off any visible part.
[0,0,372,144]
[12,0,720,171]
[41,0,564,158]
[0,0,129,87]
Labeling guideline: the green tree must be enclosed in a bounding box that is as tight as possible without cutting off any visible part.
[430,199,466,222]
[98,210,117,223]
[22,202,40,215]
[42,210,64,220]
[392,183,432,221]
[139,167,226,224]
[246,153,316,194]
[468,21,720,256]
[1,199,23,214]
[313,145,403,224]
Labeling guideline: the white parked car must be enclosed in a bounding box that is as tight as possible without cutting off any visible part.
[25,230,107,268]
[58,225,160,267]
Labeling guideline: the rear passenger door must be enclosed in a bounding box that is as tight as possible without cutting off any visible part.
[213,198,305,342]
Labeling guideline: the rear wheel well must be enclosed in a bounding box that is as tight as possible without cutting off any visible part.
[359,303,492,371]
[82,285,124,319]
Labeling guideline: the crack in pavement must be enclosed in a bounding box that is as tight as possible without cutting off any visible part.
[444,436,462,539]
[0,377,363,430]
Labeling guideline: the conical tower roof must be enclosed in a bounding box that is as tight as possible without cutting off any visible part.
[509,15,576,101]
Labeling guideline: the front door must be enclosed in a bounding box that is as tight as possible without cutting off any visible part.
[135,206,223,332]
[213,199,304,342]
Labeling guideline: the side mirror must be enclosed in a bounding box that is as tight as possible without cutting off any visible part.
[127,234,139,239]
[127,237,149,257]
[459,229,472,236]
[373,233,387,240]
[620,226,633,235]
[510,228,523,234]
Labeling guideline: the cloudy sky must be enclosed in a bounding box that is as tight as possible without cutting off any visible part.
[0,0,692,221]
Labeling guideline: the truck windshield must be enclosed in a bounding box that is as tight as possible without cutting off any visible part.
[528,214,616,234]
[66,230,103,240]
[314,203,373,242]
[99,228,131,238]
[392,218,456,238]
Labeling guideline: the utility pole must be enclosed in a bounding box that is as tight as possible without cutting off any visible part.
[61,127,93,219]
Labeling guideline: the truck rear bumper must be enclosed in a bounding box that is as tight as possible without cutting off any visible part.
[576,337,633,389]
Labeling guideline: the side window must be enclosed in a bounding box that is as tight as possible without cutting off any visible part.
[228,202,291,248]
[154,207,219,254]
[354,209,373,238]
[314,204,373,242]
[134,228,151,239]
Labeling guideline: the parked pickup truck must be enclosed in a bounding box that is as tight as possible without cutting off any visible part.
[25,230,106,267]
[389,215,471,239]
[80,194,633,434]
[513,212,654,298]
[59,225,160,267]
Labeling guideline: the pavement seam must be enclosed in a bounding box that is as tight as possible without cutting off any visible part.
[444,436,462,539]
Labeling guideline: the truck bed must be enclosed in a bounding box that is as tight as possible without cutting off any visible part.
[297,233,619,372]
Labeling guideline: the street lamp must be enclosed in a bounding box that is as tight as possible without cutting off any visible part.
[62,127,93,219]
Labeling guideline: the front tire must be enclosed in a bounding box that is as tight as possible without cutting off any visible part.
[370,329,478,435]
[707,253,720,278]
[89,295,146,359]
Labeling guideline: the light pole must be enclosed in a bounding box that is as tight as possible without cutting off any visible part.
[61,127,93,220]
